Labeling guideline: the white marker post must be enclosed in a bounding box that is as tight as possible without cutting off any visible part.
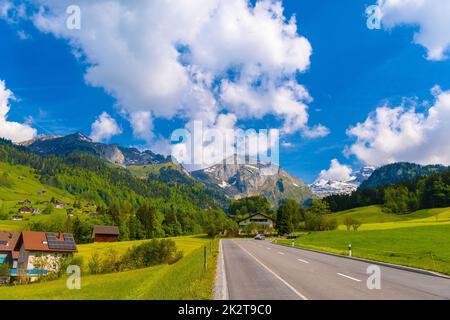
[291,239,295,247]
[348,243,352,257]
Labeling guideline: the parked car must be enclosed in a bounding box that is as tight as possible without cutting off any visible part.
[254,234,265,240]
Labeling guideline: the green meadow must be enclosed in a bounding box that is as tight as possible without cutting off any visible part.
[0,235,218,300]
[280,206,450,275]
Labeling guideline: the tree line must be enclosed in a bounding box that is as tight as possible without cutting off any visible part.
[323,170,450,214]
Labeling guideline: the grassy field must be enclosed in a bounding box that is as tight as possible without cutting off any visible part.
[127,163,181,179]
[75,235,211,261]
[281,206,450,275]
[0,235,218,300]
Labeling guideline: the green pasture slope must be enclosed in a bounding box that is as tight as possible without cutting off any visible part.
[281,206,450,275]
[0,162,75,213]
[0,235,218,300]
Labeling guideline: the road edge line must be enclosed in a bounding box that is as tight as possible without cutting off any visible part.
[214,239,229,300]
[273,241,450,280]
[234,240,308,300]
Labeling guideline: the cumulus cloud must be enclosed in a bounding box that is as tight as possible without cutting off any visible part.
[0,80,37,143]
[90,112,122,143]
[317,159,353,182]
[346,87,450,166]
[377,0,450,60]
[1,0,328,163]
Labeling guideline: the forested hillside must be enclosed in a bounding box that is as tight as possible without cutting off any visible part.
[324,170,450,213]
[0,138,233,243]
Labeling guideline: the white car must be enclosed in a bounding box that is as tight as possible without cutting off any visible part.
[254,234,265,240]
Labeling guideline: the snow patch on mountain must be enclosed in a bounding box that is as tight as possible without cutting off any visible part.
[310,166,375,198]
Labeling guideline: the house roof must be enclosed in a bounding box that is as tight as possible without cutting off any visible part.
[237,213,275,223]
[0,231,19,252]
[15,231,77,253]
[93,225,120,236]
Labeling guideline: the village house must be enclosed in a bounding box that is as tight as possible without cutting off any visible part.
[238,213,275,235]
[92,226,120,243]
[38,189,46,195]
[32,208,41,215]
[0,231,19,271]
[18,206,31,214]
[18,200,31,205]
[66,208,74,216]
[11,216,23,221]
[54,201,65,209]
[13,231,77,279]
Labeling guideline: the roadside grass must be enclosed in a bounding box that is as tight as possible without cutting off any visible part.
[330,205,450,230]
[280,224,450,275]
[0,236,218,300]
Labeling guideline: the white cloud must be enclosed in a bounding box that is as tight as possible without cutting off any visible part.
[346,86,450,166]
[3,0,328,155]
[377,0,450,60]
[0,80,37,143]
[301,124,330,139]
[318,159,353,182]
[90,112,122,143]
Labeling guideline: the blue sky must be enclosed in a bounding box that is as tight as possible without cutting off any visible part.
[0,0,449,183]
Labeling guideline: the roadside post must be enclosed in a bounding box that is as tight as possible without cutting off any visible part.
[291,239,295,247]
[204,246,207,271]
[348,243,352,257]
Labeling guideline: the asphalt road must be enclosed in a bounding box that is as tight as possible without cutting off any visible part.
[220,239,450,300]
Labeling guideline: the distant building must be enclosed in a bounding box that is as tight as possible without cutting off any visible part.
[54,201,65,209]
[18,200,31,205]
[238,213,275,235]
[11,216,23,221]
[66,208,74,216]
[18,207,31,214]
[32,208,41,215]
[13,231,77,279]
[38,190,46,196]
[92,226,120,243]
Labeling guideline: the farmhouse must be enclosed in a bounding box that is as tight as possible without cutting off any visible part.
[13,231,77,278]
[54,201,65,209]
[0,231,19,271]
[18,206,31,214]
[18,200,31,205]
[92,226,120,243]
[238,213,275,235]
[32,208,41,215]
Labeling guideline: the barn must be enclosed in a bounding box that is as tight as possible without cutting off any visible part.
[92,226,120,243]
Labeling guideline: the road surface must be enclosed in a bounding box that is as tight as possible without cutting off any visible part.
[220,239,450,300]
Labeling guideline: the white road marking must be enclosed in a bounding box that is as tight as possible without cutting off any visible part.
[337,273,362,282]
[266,247,271,250]
[233,240,308,300]
[297,258,309,264]
[277,252,285,255]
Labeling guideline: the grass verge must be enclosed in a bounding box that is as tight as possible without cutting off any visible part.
[0,236,218,300]
[279,224,450,275]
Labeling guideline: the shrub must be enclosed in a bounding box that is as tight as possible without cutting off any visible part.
[122,239,183,269]
[88,252,102,274]
[343,216,362,231]
[0,264,9,277]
